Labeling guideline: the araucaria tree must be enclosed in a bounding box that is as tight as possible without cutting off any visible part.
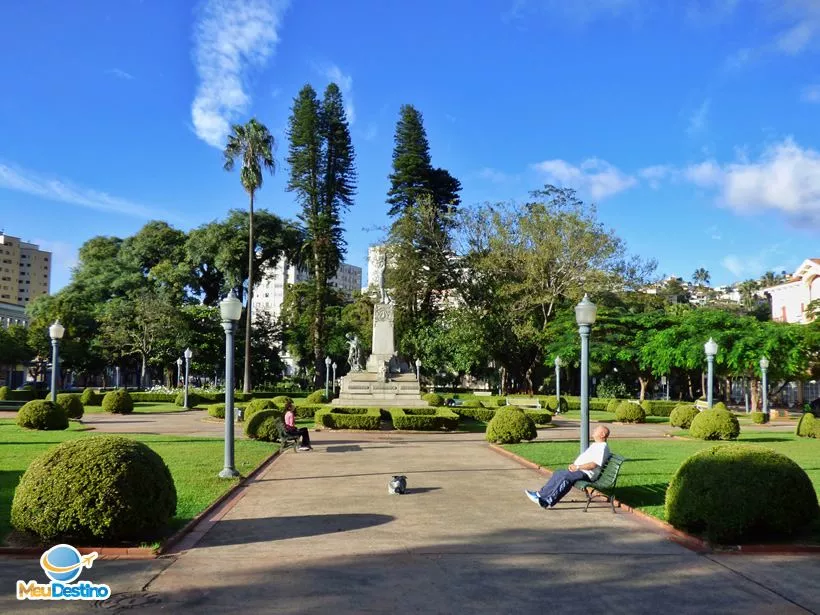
[223,118,276,393]
[287,83,356,386]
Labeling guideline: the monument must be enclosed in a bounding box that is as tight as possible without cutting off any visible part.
[333,253,425,407]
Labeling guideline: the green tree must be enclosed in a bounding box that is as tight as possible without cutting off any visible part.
[287,83,356,387]
[0,325,34,385]
[692,268,711,287]
[387,104,433,217]
[223,118,277,393]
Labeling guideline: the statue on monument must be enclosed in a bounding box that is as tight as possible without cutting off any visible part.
[376,251,391,305]
[345,334,362,372]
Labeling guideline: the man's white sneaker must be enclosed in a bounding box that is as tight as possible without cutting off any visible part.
[524,490,541,505]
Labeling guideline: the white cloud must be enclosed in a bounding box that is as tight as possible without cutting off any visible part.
[638,164,675,188]
[322,64,355,125]
[105,68,134,80]
[477,167,516,184]
[801,84,820,102]
[532,158,637,200]
[685,138,820,223]
[775,20,816,54]
[0,163,166,219]
[687,98,710,136]
[191,0,290,148]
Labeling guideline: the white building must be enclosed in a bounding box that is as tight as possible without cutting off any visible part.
[763,258,820,324]
[0,301,28,328]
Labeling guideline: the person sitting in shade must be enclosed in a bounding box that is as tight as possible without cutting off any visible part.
[283,401,312,451]
[524,425,611,508]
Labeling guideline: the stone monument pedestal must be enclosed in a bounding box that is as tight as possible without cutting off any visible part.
[333,302,425,407]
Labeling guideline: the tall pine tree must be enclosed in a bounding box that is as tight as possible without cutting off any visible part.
[287,83,356,386]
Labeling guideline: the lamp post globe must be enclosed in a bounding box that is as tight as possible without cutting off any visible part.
[183,348,193,409]
[176,358,183,389]
[574,295,597,453]
[415,358,422,381]
[218,291,242,478]
[759,356,769,417]
[704,338,718,409]
[48,320,65,403]
[554,356,562,401]
[325,356,332,399]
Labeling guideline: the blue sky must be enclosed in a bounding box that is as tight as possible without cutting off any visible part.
[1,0,819,293]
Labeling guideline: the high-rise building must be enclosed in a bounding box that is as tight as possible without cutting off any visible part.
[0,233,51,307]
[255,259,363,321]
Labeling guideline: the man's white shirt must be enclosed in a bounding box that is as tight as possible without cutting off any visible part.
[573,442,610,480]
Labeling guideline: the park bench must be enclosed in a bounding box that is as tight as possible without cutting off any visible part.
[274,419,301,453]
[694,400,709,411]
[506,397,542,409]
[573,454,626,513]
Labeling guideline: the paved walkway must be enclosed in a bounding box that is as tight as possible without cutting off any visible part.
[0,429,817,614]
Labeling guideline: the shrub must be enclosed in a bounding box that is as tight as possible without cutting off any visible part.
[129,392,176,403]
[751,411,768,425]
[665,445,819,543]
[245,409,281,441]
[0,385,8,400]
[11,436,177,541]
[642,400,678,417]
[208,404,226,419]
[589,398,611,412]
[596,374,630,399]
[389,407,459,430]
[454,406,496,422]
[525,410,553,425]
[423,392,445,407]
[541,396,568,413]
[102,389,134,414]
[293,404,323,419]
[272,395,294,409]
[615,401,646,423]
[712,401,728,412]
[494,397,507,407]
[174,391,202,408]
[689,408,740,441]
[314,407,381,430]
[80,387,101,406]
[485,407,537,444]
[306,390,328,404]
[55,393,84,419]
[669,404,699,429]
[244,398,277,422]
[796,412,816,438]
[16,400,69,430]
[606,398,621,413]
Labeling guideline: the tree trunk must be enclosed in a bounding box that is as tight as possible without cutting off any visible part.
[313,257,326,390]
[243,191,255,394]
[140,353,147,389]
[638,376,650,401]
[687,373,694,400]
[750,379,760,412]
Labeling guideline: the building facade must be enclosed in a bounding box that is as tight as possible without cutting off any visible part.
[0,233,51,307]
[764,258,820,324]
[0,301,28,328]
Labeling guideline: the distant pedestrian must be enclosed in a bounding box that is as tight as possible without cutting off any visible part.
[284,401,312,451]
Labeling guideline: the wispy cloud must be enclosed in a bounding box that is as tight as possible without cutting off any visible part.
[359,122,378,141]
[801,84,820,102]
[638,164,676,189]
[531,157,637,200]
[191,0,290,148]
[0,162,167,219]
[105,68,134,80]
[476,167,519,184]
[687,98,711,136]
[322,64,355,125]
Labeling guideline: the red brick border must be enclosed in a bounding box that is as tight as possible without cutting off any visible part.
[0,448,283,560]
[489,443,820,555]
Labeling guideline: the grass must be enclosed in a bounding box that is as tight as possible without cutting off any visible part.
[83,401,194,414]
[558,410,670,424]
[506,432,820,542]
[0,419,275,544]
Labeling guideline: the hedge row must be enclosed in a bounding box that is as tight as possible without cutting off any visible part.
[386,407,459,431]
[453,406,552,425]
[314,407,382,430]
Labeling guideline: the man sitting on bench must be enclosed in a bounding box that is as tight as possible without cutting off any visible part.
[524,425,610,508]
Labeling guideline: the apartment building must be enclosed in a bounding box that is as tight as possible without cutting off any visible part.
[0,233,51,308]
[764,258,820,324]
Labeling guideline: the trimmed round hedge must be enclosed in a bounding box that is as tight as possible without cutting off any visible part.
[209,404,226,419]
[711,401,728,412]
[606,398,621,413]
[272,395,294,409]
[55,393,84,419]
[0,385,8,400]
[306,390,328,404]
[796,412,816,438]
[689,408,740,441]
[102,389,134,414]
[751,411,768,425]
[174,391,202,408]
[615,401,646,423]
[17,400,69,431]
[669,404,699,429]
[245,409,280,441]
[542,396,568,413]
[244,399,277,422]
[485,407,537,444]
[665,444,819,543]
[80,387,101,406]
[11,436,177,541]
[423,393,444,407]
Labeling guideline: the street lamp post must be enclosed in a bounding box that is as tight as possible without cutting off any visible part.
[219,291,242,478]
[115,366,120,389]
[760,356,769,418]
[704,338,718,409]
[183,348,193,409]
[415,358,422,381]
[48,320,65,403]
[176,358,183,388]
[332,362,337,393]
[554,356,562,400]
[575,295,597,453]
[325,356,332,399]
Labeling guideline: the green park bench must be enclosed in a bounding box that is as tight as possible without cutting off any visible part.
[573,454,626,513]
[274,420,301,453]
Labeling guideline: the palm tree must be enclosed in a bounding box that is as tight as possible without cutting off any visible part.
[223,118,276,393]
[692,268,711,286]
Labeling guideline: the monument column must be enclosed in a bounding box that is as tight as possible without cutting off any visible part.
[367,303,395,372]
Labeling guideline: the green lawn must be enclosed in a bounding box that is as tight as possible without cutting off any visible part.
[83,401,194,414]
[557,410,670,424]
[0,419,275,544]
[506,432,820,542]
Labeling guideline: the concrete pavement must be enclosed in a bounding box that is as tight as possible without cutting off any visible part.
[0,428,817,614]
